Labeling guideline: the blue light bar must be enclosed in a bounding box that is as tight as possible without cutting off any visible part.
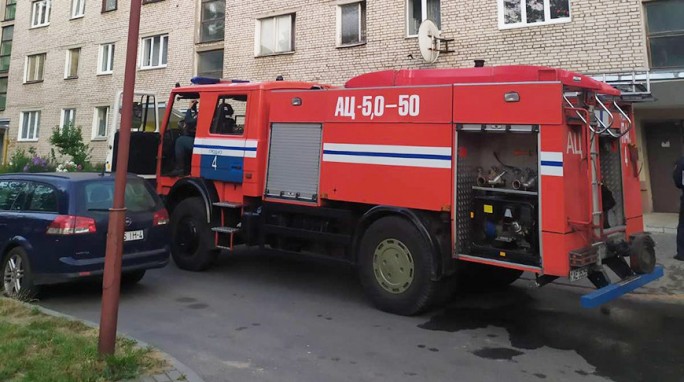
[190,76,221,85]
[580,265,664,308]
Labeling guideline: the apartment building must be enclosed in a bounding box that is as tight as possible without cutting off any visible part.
[0,0,201,163]
[2,0,682,213]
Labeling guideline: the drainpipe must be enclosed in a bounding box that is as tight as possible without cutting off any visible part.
[98,0,142,356]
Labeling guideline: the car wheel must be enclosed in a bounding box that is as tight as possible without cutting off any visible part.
[358,216,439,316]
[2,247,39,299]
[170,197,217,271]
[458,262,523,291]
[121,270,146,285]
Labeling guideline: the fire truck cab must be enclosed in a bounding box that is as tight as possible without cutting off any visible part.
[146,65,662,315]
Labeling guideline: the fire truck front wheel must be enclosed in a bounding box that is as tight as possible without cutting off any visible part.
[358,216,439,316]
[170,197,218,271]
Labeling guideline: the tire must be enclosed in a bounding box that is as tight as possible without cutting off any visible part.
[121,270,146,285]
[358,216,439,316]
[458,262,523,292]
[2,247,39,300]
[170,197,217,271]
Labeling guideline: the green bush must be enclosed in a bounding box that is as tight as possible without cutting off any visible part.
[49,124,92,168]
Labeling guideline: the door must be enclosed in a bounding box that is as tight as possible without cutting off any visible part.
[0,126,5,164]
[645,121,684,213]
[195,94,249,183]
[111,94,160,176]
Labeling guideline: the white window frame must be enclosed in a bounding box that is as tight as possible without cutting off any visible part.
[61,108,76,129]
[255,13,294,57]
[19,110,41,141]
[406,0,440,37]
[71,0,85,18]
[31,0,51,28]
[98,43,115,74]
[336,1,366,47]
[139,34,168,69]
[92,106,109,139]
[24,53,46,83]
[64,47,80,79]
[497,0,571,30]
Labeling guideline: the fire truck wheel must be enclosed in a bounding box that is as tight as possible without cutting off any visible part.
[457,262,523,291]
[170,197,217,271]
[358,216,439,316]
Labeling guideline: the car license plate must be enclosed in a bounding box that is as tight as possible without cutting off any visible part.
[570,267,589,282]
[124,230,144,242]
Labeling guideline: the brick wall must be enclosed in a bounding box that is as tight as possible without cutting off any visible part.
[3,0,196,163]
[224,0,648,85]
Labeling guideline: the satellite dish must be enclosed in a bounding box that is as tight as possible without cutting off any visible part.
[418,20,441,64]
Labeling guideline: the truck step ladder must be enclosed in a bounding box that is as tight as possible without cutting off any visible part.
[212,226,241,251]
[212,202,243,251]
[213,202,243,209]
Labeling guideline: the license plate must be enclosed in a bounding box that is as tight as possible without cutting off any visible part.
[570,267,589,282]
[124,230,144,242]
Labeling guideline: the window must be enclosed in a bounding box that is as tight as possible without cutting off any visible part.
[93,106,109,138]
[257,14,294,56]
[98,43,114,74]
[102,0,116,12]
[337,2,366,46]
[210,96,247,135]
[65,47,80,78]
[79,179,159,214]
[0,25,12,73]
[407,0,440,36]
[19,111,40,141]
[4,0,15,21]
[0,77,7,110]
[27,184,58,213]
[499,0,570,28]
[200,0,225,43]
[0,181,31,210]
[143,0,163,3]
[31,0,51,28]
[645,0,684,69]
[197,49,223,78]
[61,108,76,128]
[25,53,46,83]
[140,34,168,69]
[71,0,85,18]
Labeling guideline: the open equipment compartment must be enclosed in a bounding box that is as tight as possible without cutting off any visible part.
[456,127,541,266]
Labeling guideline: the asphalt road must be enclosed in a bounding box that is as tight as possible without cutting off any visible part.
[39,234,684,382]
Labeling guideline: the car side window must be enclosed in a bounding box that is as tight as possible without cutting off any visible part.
[0,181,32,211]
[27,183,58,213]
[210,95,247,135]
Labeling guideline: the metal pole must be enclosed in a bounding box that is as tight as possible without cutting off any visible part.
[98,0,142,356]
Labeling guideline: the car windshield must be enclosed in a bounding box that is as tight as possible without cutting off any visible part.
[77,178,160,214]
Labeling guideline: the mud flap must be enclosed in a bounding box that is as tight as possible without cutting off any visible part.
[580,265,664,308]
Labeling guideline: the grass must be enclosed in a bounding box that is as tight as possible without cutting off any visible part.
[0,297,167,382]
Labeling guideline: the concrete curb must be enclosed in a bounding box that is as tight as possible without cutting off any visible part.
[19,301,205,382]
[645,225,677,235]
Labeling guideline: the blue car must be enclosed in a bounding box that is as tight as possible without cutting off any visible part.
[0,173,170,298]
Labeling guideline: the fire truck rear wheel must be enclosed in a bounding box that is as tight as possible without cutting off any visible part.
[170,197,217,271]
[358,216,439,316]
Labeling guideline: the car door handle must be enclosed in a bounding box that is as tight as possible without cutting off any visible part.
[231,165,242,170]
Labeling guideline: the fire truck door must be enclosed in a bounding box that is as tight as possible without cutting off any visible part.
[196,94,250,183]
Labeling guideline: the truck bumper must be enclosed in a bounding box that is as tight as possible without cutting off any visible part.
[580,265,664,308]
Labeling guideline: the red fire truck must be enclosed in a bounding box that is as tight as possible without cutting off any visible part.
[116,65,663,315]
